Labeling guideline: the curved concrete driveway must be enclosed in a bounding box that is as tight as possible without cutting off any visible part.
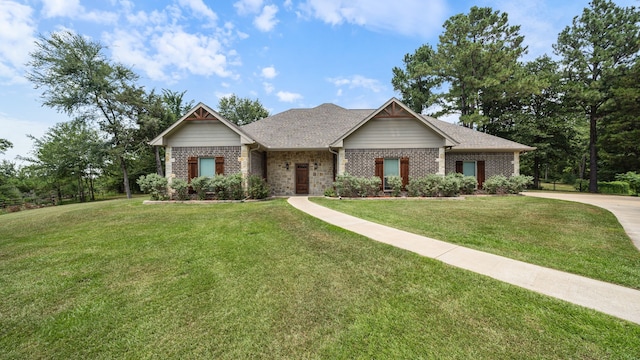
[523,192,640,251]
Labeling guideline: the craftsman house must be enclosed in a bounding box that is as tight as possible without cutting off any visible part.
[149,98,534,196]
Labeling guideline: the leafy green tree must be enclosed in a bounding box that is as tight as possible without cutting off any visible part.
[391,45,440,114]
[435,6,527,128]
[553,0,640,192]
[26,30,143,198]
[0,139,12,154]
[22,120,105,202]
[217,94,269,125]
[599,59,640,179]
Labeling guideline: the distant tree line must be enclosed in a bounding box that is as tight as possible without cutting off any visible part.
[392,0,640,191]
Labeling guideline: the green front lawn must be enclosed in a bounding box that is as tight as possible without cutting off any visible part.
[1,199,639,358]
[312,196,640,289]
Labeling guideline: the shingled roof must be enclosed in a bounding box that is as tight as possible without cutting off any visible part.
[241,103,371,150]
[241,100,534,152]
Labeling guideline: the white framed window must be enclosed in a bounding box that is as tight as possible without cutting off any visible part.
[383,158,399,190]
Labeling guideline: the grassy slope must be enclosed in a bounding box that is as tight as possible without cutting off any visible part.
[0,199,638,359]
[312,196,640,290]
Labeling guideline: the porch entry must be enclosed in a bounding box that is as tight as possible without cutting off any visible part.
[295,163,309,194]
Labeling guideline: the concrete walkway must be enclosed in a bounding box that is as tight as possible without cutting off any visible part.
[523,192,640,251]
[287,196,640,325]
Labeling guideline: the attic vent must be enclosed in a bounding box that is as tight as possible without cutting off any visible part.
[374,102,412,118]
[186,106,217,121]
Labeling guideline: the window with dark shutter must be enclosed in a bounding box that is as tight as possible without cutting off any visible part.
[400,157,409,190]
[375,158,384,190]
[477,160,486,187]
[455,161,463,174]
[188,157,198,182]
[215,156,224,175]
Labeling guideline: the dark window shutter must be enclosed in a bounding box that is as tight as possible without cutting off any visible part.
[477,160,486,187]
[400,157,409,190]
[455,161,463,174]
[215,156,224,175]
[188,157,198,181]
[375,158,384,190]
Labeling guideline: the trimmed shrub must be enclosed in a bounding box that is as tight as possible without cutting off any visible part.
[170,178,190,200]
[483,175,509,194]
[248,175,270,199]
[324,187,336,197]
[190,176,210,200]
[508,175,534,194]
[386,176,403,197]
[615,172,640,195]
[459,175,478,195]
[333,173,381,197]
[137,173,168,200]
[441,173,461,197]
[407,174,442,197]
[598,181,630,195]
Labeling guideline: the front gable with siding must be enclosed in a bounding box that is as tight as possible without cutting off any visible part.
[150,98,535,196]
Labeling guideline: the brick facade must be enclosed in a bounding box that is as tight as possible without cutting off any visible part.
[344,148,440,178]
[445,152,515,177]
[267,151,334,196]
[171,146,241,179]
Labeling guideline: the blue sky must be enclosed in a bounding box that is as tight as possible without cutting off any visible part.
[0,0,637,164]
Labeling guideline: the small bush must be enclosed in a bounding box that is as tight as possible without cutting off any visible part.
[386,176,403,197]
[407,174,443,197]
[324,187,336,197]
[598,181,630,195]
[248,175,270,199]
[333,173,381,197]
[483,175,533,194]
[190,176,210,200]
[508,175,534,194]
[137,173,168,200]
[615,172,640,195]
[170,178,190,200]
[483,175,509,194]
[441,174,461,197]
[574,179,589,192]
[459,175,478,195]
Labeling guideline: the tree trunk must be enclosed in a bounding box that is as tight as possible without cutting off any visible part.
[589,109,598,193]
[155,146,164,176]
[120,156,132,199]
[533,155,540,189]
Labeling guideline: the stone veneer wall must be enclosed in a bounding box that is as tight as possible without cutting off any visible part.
[344,148,440,177]
[171,146,241,179]
[267,151,334,196]
[445,152,515,177]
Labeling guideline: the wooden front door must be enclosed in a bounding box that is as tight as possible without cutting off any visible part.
[295,163,309,194]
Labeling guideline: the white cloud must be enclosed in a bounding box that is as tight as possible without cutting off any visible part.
[41,0,117,24]
[328,75,383,92]
[234,0,264,15]
[0,1,36,84]
[41,0,82,18]
[263,82,274,94]
[261,66,277,79]
[215,91,234,99]
[177,0,218,22]
[277,91,303,102]
[254,5,279,32]
[298,0,447,38]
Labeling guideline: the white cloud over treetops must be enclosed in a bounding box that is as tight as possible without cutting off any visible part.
[0,1,36,84]
[328,75,383,93]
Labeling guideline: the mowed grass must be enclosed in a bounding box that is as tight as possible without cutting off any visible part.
[312,196,640,289]
[0,199,639,359]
